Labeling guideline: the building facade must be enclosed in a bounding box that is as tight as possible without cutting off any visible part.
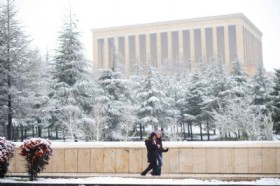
[92,14,263,76]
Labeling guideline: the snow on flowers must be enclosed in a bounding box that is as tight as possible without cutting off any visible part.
[0,137,15,178]
[19,138,52,181]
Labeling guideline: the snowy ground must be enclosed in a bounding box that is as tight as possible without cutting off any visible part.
[0,177,280,185]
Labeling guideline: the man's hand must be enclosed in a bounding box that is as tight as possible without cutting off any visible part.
[163,148,169,152]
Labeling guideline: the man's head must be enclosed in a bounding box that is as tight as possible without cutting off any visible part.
[150,132,157,140]
[156,130,162,138]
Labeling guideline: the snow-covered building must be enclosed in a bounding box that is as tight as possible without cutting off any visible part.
[92,13,262,76]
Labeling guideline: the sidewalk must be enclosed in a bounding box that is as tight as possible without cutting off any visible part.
[6,173,280,181]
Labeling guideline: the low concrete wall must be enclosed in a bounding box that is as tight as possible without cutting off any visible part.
[8,141,280,174]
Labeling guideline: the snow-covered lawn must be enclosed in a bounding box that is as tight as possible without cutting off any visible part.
[0,177,279,185]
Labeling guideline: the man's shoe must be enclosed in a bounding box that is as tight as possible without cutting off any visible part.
[140,172,145,176]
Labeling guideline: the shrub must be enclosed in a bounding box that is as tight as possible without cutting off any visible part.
[0,137,15,178]
[19,138,52,181]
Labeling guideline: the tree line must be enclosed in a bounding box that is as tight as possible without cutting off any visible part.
[0,0,279,141]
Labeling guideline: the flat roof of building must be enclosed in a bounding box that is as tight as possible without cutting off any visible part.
[92,13,262,36]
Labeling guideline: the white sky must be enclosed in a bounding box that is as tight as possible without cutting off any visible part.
[2,0,280,72]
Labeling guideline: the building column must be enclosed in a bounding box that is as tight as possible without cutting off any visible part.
[168,31,172,63]
[212,27,218,62]
[92,37,98,70]
[125,36,130,76]
[104,38,109,69]
[146,33,151,65]
[201,28,206,63]
[224,25,230,67]
[156,33,161,67]
[114,36,119,52]
[259,40,263,65]
[178,30,184,63]
[112,36,119,69]
[190,29,195,70]
[236,24,244,65]
[135,35,140,64]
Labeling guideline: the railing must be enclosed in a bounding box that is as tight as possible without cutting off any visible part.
[9,141,280,174]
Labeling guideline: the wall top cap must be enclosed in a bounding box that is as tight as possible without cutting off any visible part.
[14,141,279,149]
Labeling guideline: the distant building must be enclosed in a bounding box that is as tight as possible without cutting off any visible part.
[92,13,263,76]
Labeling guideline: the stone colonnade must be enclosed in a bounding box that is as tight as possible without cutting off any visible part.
[93,18,263,77]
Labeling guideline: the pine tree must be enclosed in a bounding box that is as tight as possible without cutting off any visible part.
[0,0,34,140]
[270,68,280,134]
[183,73,204,140]
[200,62,229,140]
[137,66,169,131]
[97,68,133,140]
[228,60,250,98]
[51,9,93,141]
[19,50,53,139]
[251,66,272,114]
[164,74,188,141]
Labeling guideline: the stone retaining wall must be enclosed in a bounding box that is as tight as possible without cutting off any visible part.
[8,141,280,174]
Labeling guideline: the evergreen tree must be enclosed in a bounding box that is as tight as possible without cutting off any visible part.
[137,66,169,131]
[270,68,280,134]
[251,66,272,114]
[0,0,34,140]
[12,49,52,140]
[183,72,204,140]
[200,62,229,140]
[97,68,133,140]
[51,10,93,141]
[228,60,250,98]
[165,74,188,141]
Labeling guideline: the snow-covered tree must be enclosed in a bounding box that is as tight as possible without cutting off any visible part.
[200,62,229,140]
[213,95,273,140]
[0,0,38,140]
[13,49,53,140]
[137,66,169,131]
[182,72,204,140]
[51,10,93,141]
[96,67,135,140]
[270,68,280,134]
[228,60,250,98]
[164,74,189,141]
[250,66,272,114]
[82,78,112,142]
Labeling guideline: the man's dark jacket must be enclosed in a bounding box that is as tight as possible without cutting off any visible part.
[145,139,158,163]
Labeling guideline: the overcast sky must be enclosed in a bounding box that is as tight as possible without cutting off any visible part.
[2,0,280,72]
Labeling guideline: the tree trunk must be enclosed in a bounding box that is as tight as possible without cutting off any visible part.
[199,123,203,141]
[32,125,35,137]
[56,127,58,139]
[190,122,193,140]
[207,119,210,141]
[21,125,24,142]
[187,122,190,137]
[7,93,12,140]
[139,123,143,140]
[183,122,186,140]
[16,127,19,141]
[48,127,51,138]
[38,126,41,137]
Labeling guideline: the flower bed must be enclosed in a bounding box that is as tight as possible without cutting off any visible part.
[19,138,52,181]
[0,137,15,178]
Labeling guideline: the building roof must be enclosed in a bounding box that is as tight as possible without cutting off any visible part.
[91,13,262,36]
